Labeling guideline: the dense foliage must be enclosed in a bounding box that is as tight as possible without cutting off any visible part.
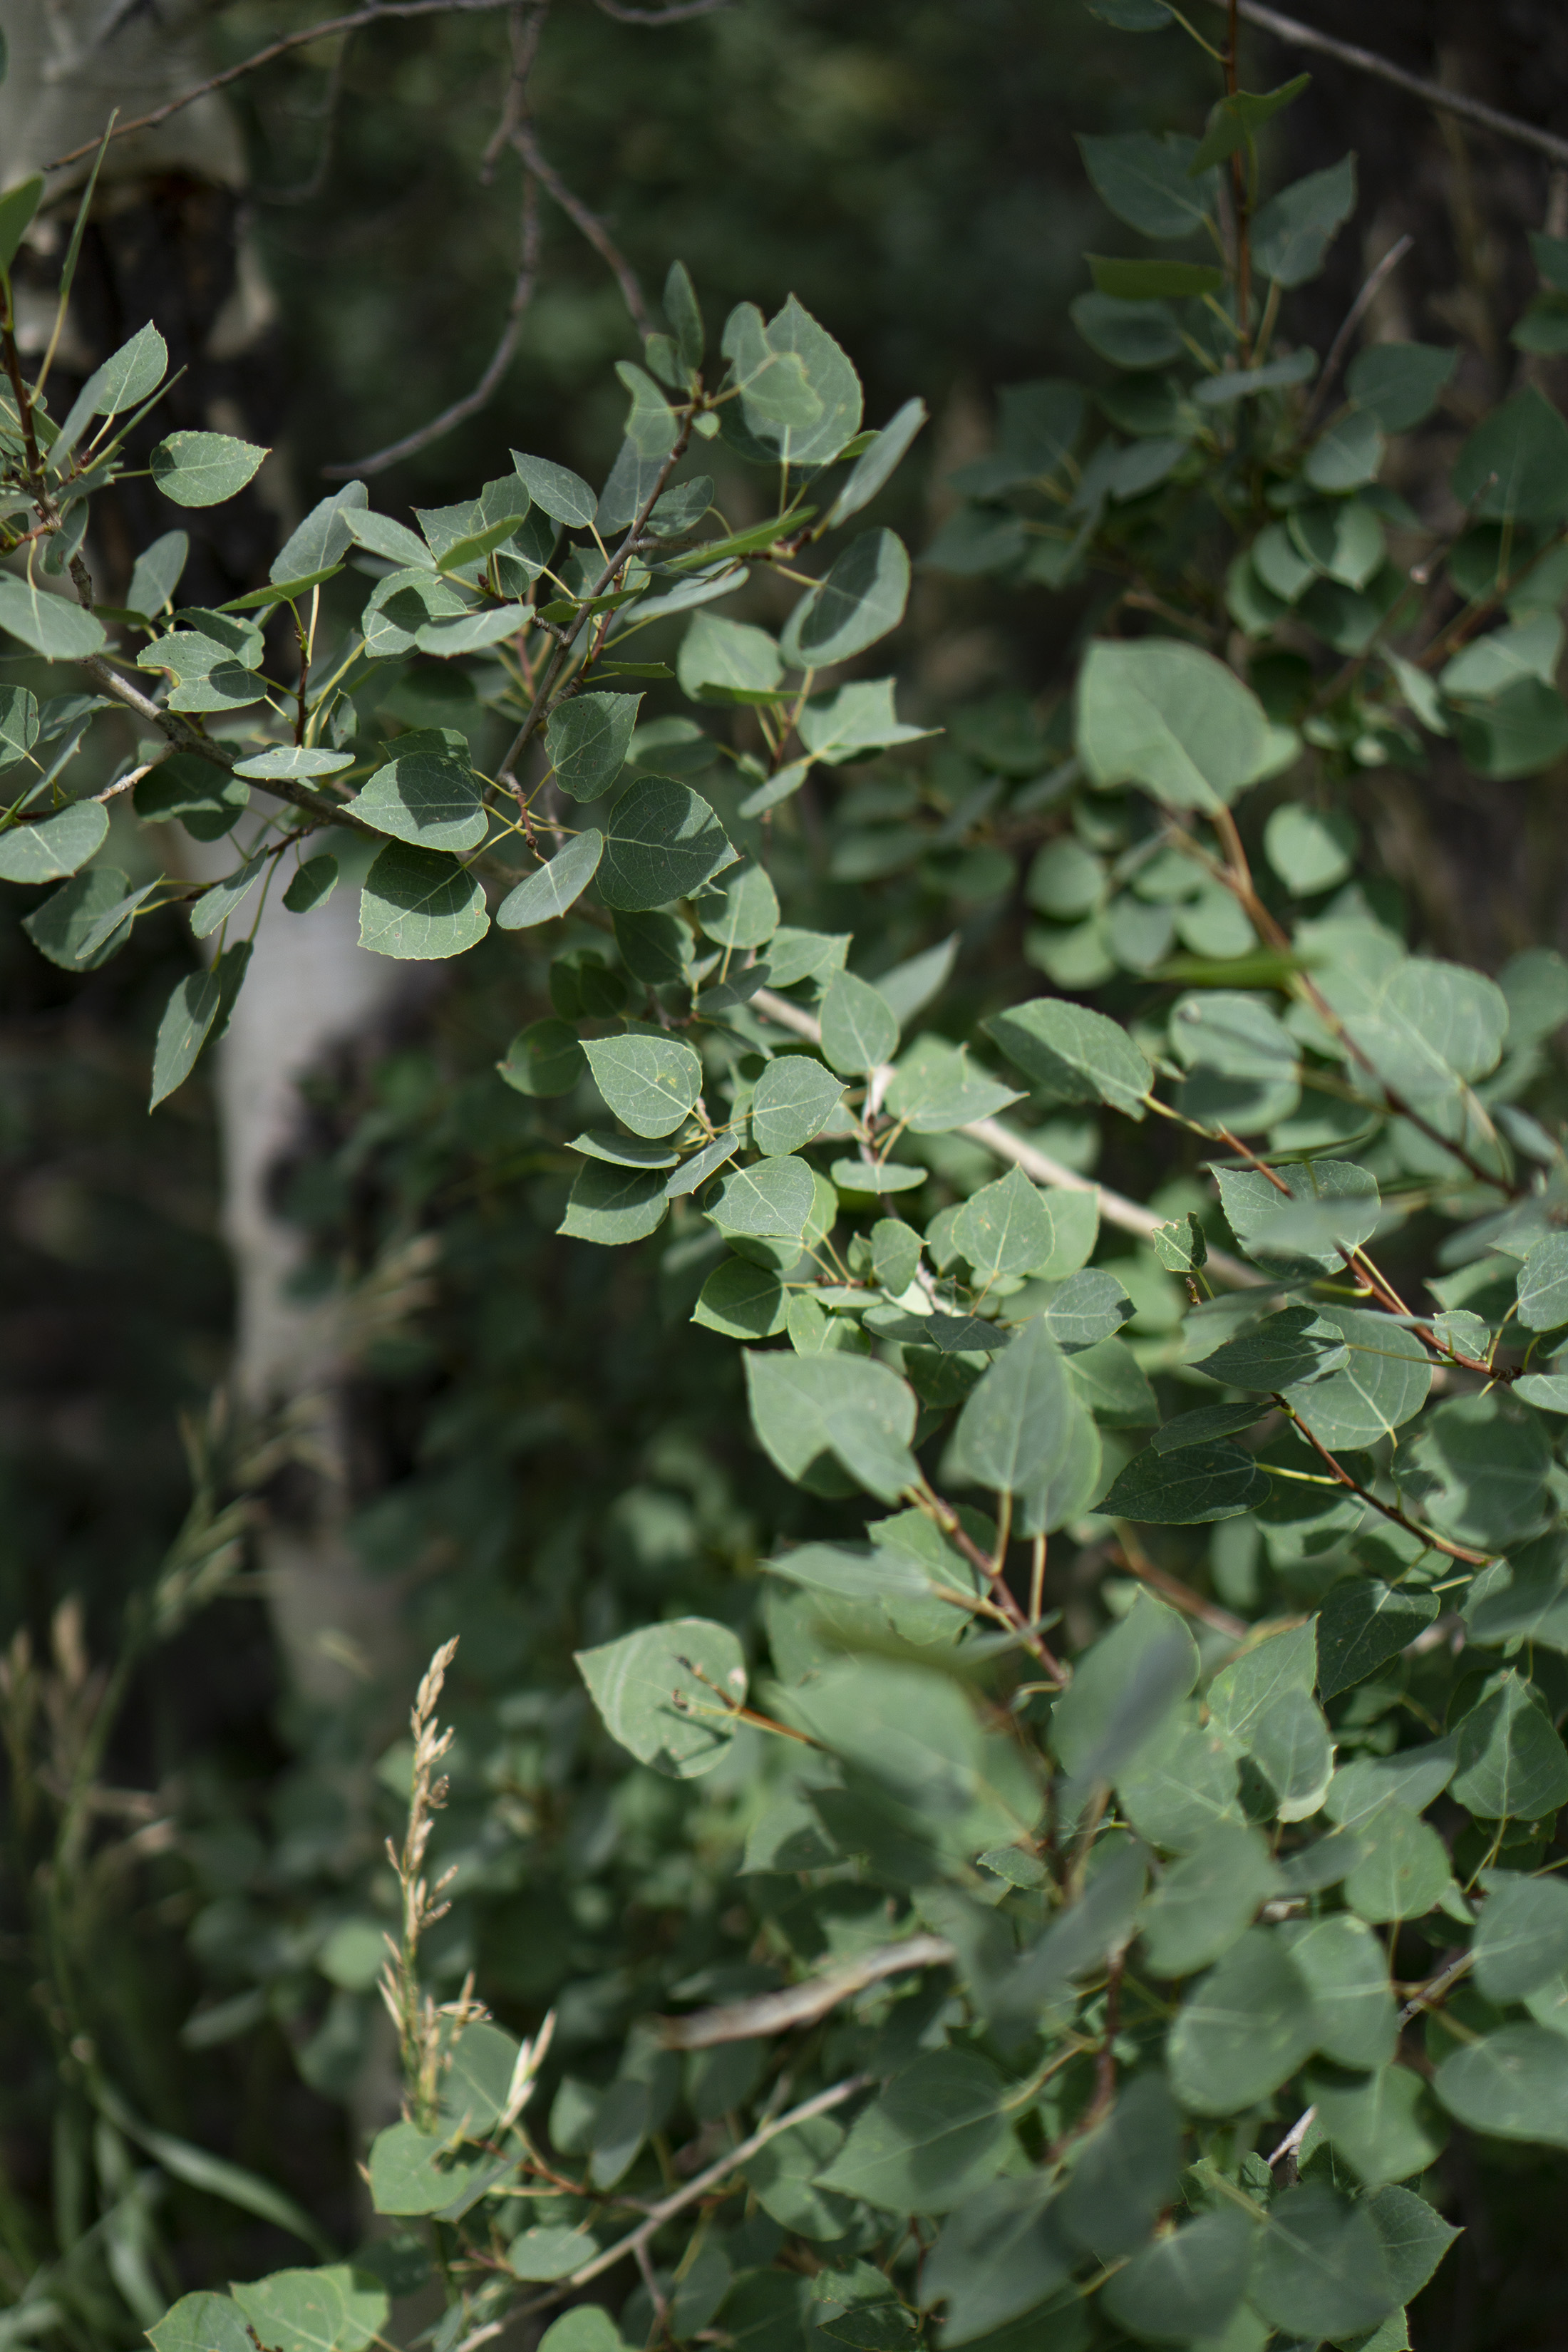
[9,4,1568,2352]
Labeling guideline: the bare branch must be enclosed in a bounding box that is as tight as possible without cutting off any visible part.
[45,0,522,172]
[515,2074,872,2314]
[654,1936,956,2050]
[1212,0,1568,172]
[324,175,542,476]
[592,0,733,19]
[512,120,651,340]
[1300,234,1413,433]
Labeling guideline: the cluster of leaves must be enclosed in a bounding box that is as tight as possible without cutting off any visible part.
[16,6,1568,2352]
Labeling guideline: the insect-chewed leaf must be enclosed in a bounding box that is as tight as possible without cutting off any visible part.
[575,1617,746,1778]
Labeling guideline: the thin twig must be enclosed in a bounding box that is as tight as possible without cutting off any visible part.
[1205,0,1568,171]
[1110,1525,1247,1638]
[326,176,543,476]
[45,0,525,171]
[1300,234,1413,433]
[512,119,651,339]
[654,1936,956,2049]
[1398,1950,1473,2028]
[1276,1401,1492,1568]
[592,0,731,19]
[1269,2103,1316,2171]
[515,2075,872,2313]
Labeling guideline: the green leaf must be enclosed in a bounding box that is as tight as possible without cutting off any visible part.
[1192,1306,1349,1389]
[1452,676,1568,776]
[23,864,135,969]
[0,172,43,275]
[1214,1160,1379,1276]
[190,850,266,941]
[598,778,736,910]
[150,430,269,507]
[1442,610,1562,700]
[813,2051,1011,2214]
[538,2311,629,2352]
[751,1054,844,1154]
[0,800,107,884]
[1472,1869,1568,2001]
[0,575,106,659]
[1317,1579,1440,1701]
[1102,2209,1257,2344]
[546,691,641,800]
[948,1318,1075,1497]
[1078,130,1217,237]
[1058,2071,1181,2263]
[1408,1391,1552,1548]
[1116,1709,1244,1852]
[576,1616,746,1778]
[1041,1268,1133,1349]
[693,1256,788,1339]
[1103,1440,1270,1524]
[1253,155,1356,285]
[678,612,783,702]
[148,2296,253,2352]
[234,747,352,782]
[1152,1403,1262,1452]
[416,603,529,657]
[1434,2023,1568,2147]
[1070,292,1185,367]
[230,2270,387,2352]
[283,857,337,913]
[1053,1592,1197,1782]
[359,842,488,961]
[1088,254,1223,300]
[138,624,262,713]
[1516,1232,1568,1329]
[1167,1927,1319,2111]
[985,996,1151,1116]
[511,450,594,527]
[827,398,928,527]
[1140,1822,1281,1977]
[1451,1671,1568,1820]
[1280,1304,1430,1450]
[1453,386,1568,522]
[1172,989,1301,1131]
[1309,2064,1445,2190]
[695,858,780,949]
[707,1154,817,1239]
[1343,1802,1454,1924]
[498,1017,584,1098]
[923,2177,1072,2343]
[1325,1737,1458,1836]
[1304,408,1386,492]
[820,970,900,1075]
[269,481,366,588]
[354,733,485,853]
[743,293,863,465]
[343,510,433,569]
[744,1350,920,1502]
[150,964,224,1109]
[367,2122,502,2217]
[361,567,470,657]
[1190,75,1311,171]
[1087,0,1174,22]
[1346,341,1456,431]
[496,830,603,929]
[780,530,910,670]
[797,676,936,763]
[1264,803,1358,895]
[1077,639,1273,811]
[558,1160,669,1244]
[508,2224,597,2280]
[1251,2187,1396,2342]
[1150,1212,1207,1273]
[582,1032,701,1139]
[953,1167,1058,1282]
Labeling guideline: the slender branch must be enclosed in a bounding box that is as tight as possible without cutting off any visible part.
[922,1488,1068,1684]
[654,1936,956,2049]
[46,1,530,172]
[1110,1524,1247,1638]
[515,2075,872,2312]
[1205,0,1568,172]
[1300,234,1413,433]
[1223,0,1252,368]
[1398,1949,1473,2028]
[592,0,732,19]
[512,120,651,339]
[1268,2103,1316,2172]
[1275,1398,1492,1567]
[325,176,543,476]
